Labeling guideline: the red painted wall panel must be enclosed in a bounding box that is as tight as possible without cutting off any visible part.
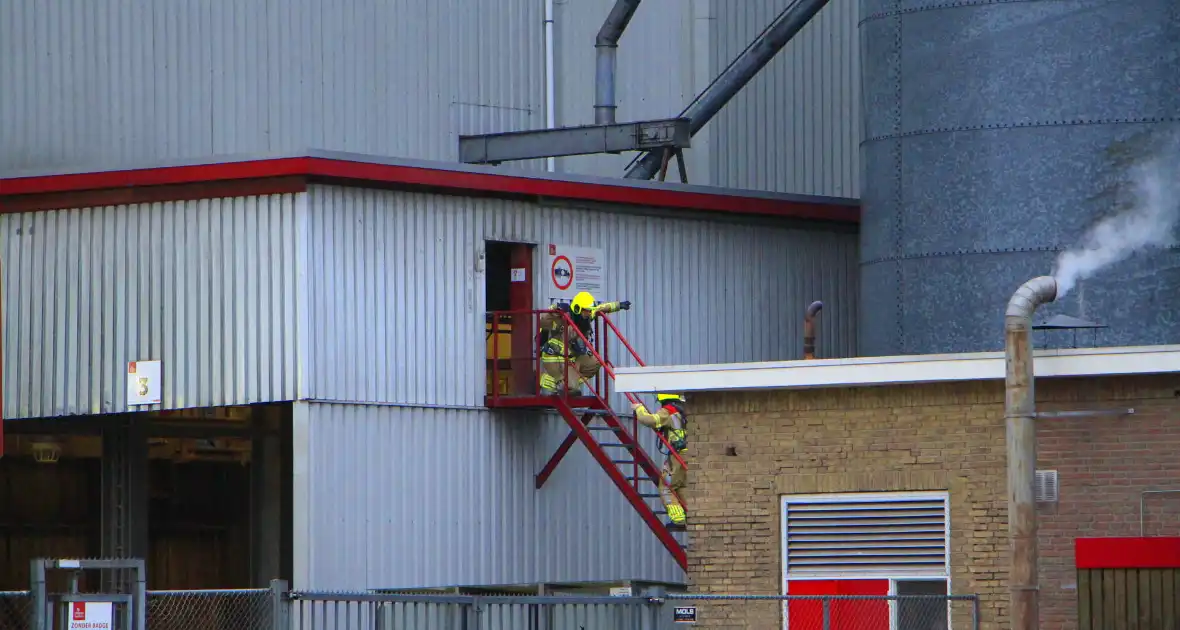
[1075,537,1180,569]
[786,579,889,629]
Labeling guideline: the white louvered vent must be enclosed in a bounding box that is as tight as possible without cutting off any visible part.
[1035,470,1059,503]
[784,493,948,577]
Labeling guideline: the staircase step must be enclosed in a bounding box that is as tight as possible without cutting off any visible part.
[610,459,634,465]
[588,426,623,432]
[600,443,634,449]
[571,408,613,416]
[625,476,655,483]
[639,493,662,499]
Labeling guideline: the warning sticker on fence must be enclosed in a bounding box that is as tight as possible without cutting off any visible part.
[673,605,697,623]
[69,602,113,630]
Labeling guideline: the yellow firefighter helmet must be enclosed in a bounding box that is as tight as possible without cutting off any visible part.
[571,291,596,315]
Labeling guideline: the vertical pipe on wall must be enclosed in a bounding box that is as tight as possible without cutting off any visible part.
[594,0,642,125]
[803,300,823,359]
[1004,275,1056,630]
[544,0,557,172]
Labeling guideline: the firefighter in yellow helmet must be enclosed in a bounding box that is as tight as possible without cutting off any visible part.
[537,291,631,396]
[633,393,688,530]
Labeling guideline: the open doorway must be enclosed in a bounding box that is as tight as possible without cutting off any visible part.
[484,241,536,401]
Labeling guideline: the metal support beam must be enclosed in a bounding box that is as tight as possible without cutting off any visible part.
[459,118,690,164]
[101,417,149,594]
[625,0,832,179]
[595,0,643,125]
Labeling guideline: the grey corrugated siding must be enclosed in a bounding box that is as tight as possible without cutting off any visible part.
[301,185,858,407]
[707,0,861,197]
[291,402,685,589]
[1,0,860,197]
[0,0,544,171]
[0,195,302,419]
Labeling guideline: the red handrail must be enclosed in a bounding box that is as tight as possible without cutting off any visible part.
[597,314,689,472]
[556,311,690,506]
[485,308,688,504]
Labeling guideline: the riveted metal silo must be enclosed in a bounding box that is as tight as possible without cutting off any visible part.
[858,0,1180,356]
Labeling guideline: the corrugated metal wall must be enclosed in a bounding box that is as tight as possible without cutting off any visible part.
[0,0,861,197]
[707,0,861,197]
[292,184,856,588]
[291,402,685,588]
[0,194,302,419]
[0,0,545,171]
[300,185,858,407]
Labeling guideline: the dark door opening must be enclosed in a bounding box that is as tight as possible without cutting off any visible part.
[484,241,536,401]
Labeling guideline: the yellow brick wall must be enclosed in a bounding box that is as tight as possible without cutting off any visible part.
[682,374,1180,630]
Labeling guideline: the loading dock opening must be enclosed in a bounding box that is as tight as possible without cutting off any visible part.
[0,404,292,590]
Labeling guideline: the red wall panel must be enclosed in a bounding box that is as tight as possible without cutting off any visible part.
[786,579,889,629]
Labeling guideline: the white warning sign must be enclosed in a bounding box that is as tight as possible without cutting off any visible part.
[68,602,113,630]
[545,243,604,304]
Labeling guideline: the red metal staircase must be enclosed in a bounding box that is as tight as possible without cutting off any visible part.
[485,309,688,571]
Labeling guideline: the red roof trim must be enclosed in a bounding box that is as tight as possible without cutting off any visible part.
[0,157,859,223]
[1075,537,1180,569]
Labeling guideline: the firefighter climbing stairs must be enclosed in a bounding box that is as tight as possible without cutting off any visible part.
[485,309,688,571]
[552,397,688,570]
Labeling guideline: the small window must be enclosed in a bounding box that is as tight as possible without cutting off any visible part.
[782,491,949,578]
[895,579,949,630]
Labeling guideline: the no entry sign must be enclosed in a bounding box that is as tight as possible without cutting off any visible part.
[545,243,604,304]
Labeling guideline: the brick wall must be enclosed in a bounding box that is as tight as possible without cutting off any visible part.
[685,374,1180,630]
[1036,375,1180,629]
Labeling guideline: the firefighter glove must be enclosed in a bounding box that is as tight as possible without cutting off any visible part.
[619,300,632,310]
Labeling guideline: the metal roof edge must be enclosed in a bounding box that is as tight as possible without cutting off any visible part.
[0,148,860,210]
[615,344,1180,393]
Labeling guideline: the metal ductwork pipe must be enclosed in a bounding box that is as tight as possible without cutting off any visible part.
[625,0,831,179]
[594,0,642,125]
[803,301,823,360]
[1004,275,1056,630]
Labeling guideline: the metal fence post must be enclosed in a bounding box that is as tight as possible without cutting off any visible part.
[641,585,665,630]
[132,560,146,630]
[270,580,290,630]
[30,560,46,630]
[821,597,831,630]
[972,595,981,630]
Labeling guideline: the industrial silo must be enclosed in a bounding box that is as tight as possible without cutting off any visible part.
[858,0,1180,356]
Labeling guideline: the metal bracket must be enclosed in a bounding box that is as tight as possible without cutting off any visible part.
[1034,408,1134,419]
[459,118,690,164]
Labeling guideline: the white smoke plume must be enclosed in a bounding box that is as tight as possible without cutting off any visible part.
[1052,149,1180,299]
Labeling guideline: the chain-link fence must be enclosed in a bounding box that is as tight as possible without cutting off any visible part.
[13,582,983,629]
[0,591,33,630]
[146,588,274,630]
[659,594,980,630]
[285,591,979,630]
[289,592,654,630]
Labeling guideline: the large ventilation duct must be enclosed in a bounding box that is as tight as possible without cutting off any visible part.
[1003,275,1056,630]
[625,0,832,180]
[594,0,642,125]
[858,1,1180,356]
